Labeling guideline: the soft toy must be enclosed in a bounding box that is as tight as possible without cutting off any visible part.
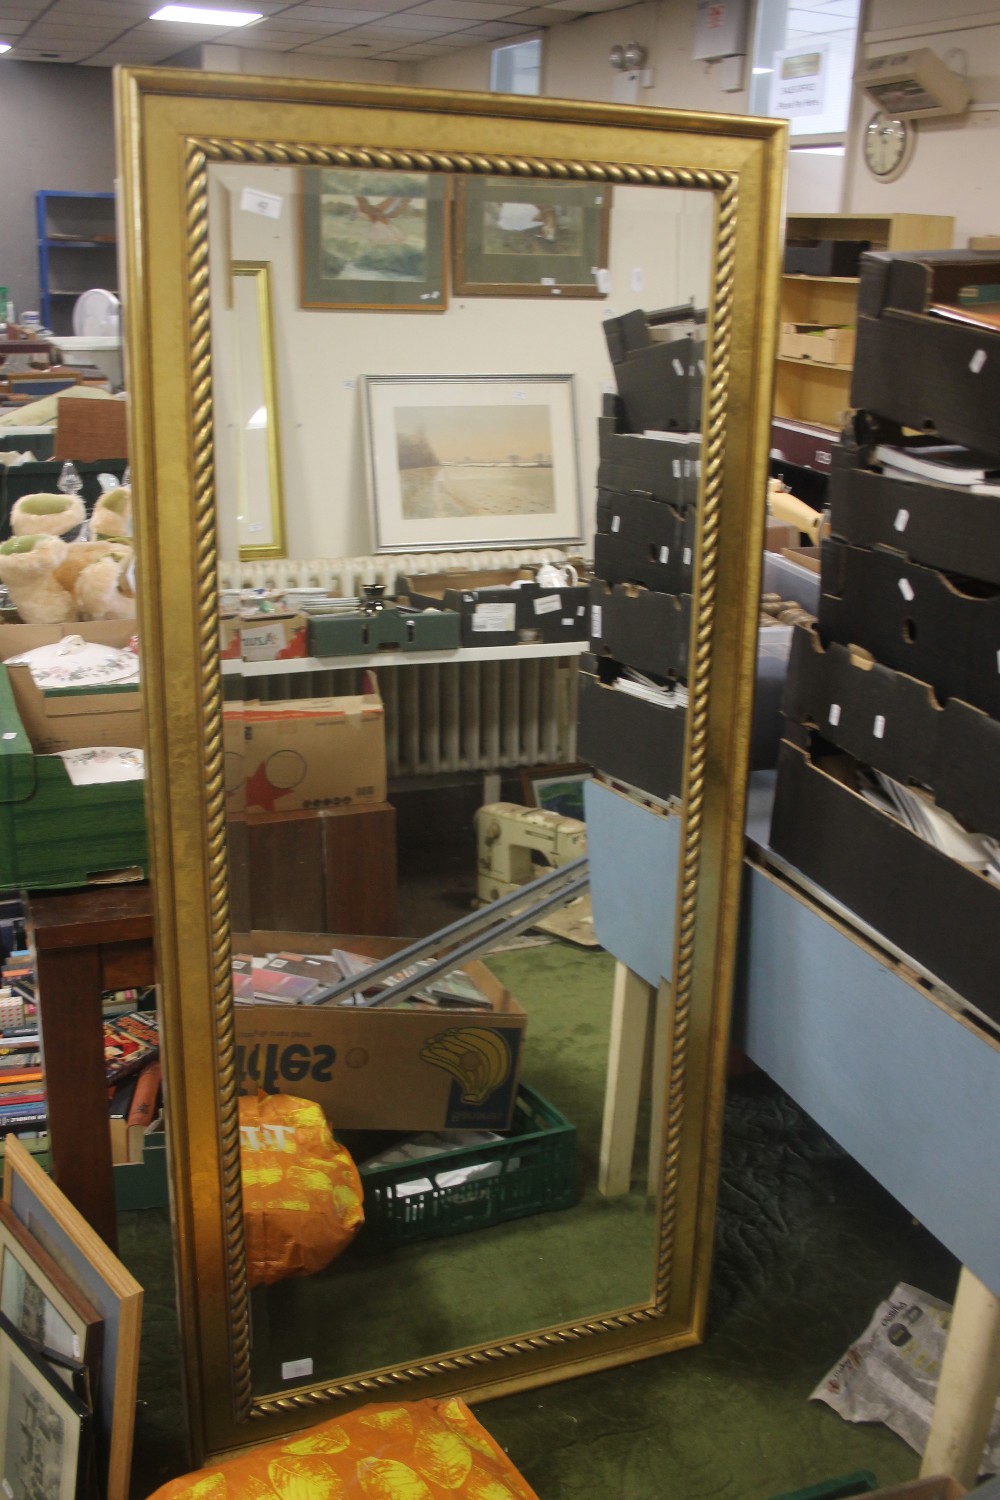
[0,535,76,623]
[0,535,135,623]
[91,487,132,541]
[9,492,86,540]
[53,539,135,620]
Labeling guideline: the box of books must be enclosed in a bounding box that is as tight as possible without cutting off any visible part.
[231,933,527,1133]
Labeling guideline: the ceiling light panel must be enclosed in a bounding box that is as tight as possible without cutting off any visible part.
[149,5,263,24]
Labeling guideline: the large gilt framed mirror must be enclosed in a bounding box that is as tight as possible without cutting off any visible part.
[115,70,785,1463]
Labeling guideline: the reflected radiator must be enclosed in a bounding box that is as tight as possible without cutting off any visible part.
[222,550,580,779]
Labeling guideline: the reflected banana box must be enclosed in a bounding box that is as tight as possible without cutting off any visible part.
[232,933,526,1132]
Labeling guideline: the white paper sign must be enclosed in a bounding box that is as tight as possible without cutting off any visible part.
[770,45,829,119]
[472,603,516,633]
[534,594,562,615]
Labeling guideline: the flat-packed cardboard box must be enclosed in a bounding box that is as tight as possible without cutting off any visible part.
[782,625,1000,841]
[589,580,691,682]
[243,690,386,814]
[307,605,459,658]
[594,490,697,596]
[783,237,870,277]
[852,250,1000,456]
[770,732,1000,1030]
[613,336,704,435]
[597,419,702,507]
[819,538,1000,721]
[779,321,856,366]
[239,611,307,662]
[830,447,1000,587]
[0,662,146,890]
[232,932,526,1132]
[53,392,128,462]
[578,655,686,804]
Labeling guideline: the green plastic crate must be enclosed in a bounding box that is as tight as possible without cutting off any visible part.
[357,1084,577,1247]
[307,606,460,658]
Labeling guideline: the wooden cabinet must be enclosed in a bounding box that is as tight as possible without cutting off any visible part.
[775,212,954,432]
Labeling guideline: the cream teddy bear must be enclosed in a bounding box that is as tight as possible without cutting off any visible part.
[91,487,132,541]
[0,535,135,623]
[9,492,86,540]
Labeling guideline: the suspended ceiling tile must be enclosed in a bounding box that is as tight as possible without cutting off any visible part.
[409,1,527,17]
[458,18,532,34]
[509,6,580,20]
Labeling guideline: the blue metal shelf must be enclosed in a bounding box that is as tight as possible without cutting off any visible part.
[35,191,116,332]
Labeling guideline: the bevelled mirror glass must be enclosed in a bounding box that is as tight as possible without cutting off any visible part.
[116,70,785,1463]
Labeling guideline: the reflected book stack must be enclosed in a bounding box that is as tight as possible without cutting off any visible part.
[770,248,1000,1030]
[0,944,44,1138]
[577,300,705,803]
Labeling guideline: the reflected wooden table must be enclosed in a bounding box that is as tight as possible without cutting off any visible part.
[25,883,155,1250]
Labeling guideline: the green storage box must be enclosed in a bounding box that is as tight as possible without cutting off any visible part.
[356,1084,577,1247]
[0,664,147,891]
[114,1130,168,1211]
[307,606,460,658]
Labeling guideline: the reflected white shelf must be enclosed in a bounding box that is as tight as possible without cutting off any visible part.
[223,639,589,677]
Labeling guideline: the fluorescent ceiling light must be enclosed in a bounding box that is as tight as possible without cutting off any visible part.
[0,42,12,52]
[150,5,262,24]
[752,67,773,75]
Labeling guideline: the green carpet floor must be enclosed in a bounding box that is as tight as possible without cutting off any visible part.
[117,941,960,1500]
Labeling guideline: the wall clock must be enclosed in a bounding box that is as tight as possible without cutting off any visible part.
[863,110,915,182]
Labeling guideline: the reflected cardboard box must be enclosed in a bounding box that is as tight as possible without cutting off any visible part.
[398,568,589,647]
[243,689,386,815]
[232,932,526,1132]
[239,611,307,662]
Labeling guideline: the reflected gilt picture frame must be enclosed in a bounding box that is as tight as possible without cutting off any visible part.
[363,372,583,552]
[454,177,611,298]
[300,166,449,312]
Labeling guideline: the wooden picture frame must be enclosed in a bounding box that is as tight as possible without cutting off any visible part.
[0,1202,102,1389]
[2,1137,141,1500]
[520,764,589,820]
[454,177,611,299]
[300,166,449,313]
[0,1310,92,1500]
[362,372,583,552]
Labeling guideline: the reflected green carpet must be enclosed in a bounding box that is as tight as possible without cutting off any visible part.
[117,942,959,1500]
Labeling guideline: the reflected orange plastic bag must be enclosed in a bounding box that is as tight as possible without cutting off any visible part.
[239,1091,364,1288]
[145,1396,541,1500]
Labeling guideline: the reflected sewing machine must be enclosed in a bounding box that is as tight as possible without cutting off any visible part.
[474,802,595,945]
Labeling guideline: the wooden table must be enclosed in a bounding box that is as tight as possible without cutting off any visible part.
[25,883,154,1250]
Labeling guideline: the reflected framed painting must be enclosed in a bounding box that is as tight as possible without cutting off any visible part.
[362,372,583,551]
[454,178,611,298]
[300,167,449,312]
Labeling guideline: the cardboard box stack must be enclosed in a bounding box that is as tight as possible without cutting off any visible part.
[577,303,705,802]
[769,248,1000,1029]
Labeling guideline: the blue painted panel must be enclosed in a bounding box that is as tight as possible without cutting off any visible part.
[735,865,1000,1297]
[584,778,680,987]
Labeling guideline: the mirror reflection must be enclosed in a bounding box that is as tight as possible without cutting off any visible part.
[208,162,711,1394]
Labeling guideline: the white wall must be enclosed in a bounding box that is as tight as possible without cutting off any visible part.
[209,163,712,560]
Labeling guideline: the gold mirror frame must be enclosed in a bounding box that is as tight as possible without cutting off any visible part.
[230,260,287,561]
[115,69,786,1463]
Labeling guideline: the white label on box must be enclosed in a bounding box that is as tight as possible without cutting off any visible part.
[472,603,516,633]
[240,187,282,219]
[828,703,841,726]
[672,357,684,378]
[631,266,644,293]
[596,268,612,294]
[561,617,573,626]
[683,547,692,565]
[611,514,621,532]
[698,358,706,376]
[534,594,562,615]
[673,458,682,477]
[591,605,602,636]
[659,545,670,564]
[898,578,915,602]
[281,1358,314,1381]
[816,448,831,467]
[894,508,910,533]
[971,348,988,374]
[540,277,556,285]
[873,714,886,739]
[577,604,585,615]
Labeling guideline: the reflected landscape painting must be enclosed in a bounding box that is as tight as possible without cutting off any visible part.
[395,404,556,520]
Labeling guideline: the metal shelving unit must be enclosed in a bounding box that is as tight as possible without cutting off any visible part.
[35,191,117,335]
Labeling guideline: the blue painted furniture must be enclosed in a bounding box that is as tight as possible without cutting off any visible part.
[35,191,116,335]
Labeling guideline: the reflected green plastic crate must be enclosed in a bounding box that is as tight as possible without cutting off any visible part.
[358,1084,577,1247]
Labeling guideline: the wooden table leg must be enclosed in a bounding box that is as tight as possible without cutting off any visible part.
[599,962,655,1197]
[36,942,118,1250]
[921,1265,1000,1487]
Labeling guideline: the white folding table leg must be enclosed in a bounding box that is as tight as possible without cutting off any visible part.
[921,1265,1000,1488]
[598,961,655,1197]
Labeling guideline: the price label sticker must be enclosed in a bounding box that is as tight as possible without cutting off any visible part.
[873,714,886,739]
[282,1358,314,1381]
[898,578,915,602]
[828,703,842,726]
[971,348,988,374]
[240,187,282,219]
[591,605,602,637]
[894,508,910,532]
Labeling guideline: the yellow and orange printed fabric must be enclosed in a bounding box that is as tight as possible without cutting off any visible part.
[239,1091,364,1287]
[146,1397,541,1500]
